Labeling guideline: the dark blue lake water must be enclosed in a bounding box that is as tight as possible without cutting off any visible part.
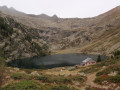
[7,53,108,69]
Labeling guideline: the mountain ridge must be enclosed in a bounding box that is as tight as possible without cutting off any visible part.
[0,5,120,58]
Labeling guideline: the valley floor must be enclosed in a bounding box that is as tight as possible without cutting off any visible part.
[52,47,101,55]
[2,58,120,90]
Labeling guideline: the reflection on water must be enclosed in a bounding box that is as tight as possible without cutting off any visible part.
[7,53,108,69]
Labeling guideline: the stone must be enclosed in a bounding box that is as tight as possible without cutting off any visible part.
[73,81,80,86]
[5,76,11,79]
[102,66,106,69]
[10,70,14,73]
[20,71,26,74]
[108,71,117,76]
[77,72,86,76]
[14,68,19,71]
[31,71,39,76]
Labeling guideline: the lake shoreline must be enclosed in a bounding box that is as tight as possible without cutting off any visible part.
[7,53,108,69]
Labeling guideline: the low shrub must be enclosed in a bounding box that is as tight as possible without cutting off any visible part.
[108,75,120,83]
[52,77,72,84]
[96,59,118,67]
[22,69,35,74]
[94,76,107,85]
[50,85,77,90]
[36,75,50,82]
[71,75,87,82]
[79,66,100,74]
[11,73,33,80]
[94,75,120,84]
[96,65,120,76]
[96,69,110,76]
[85,86,105,90]
[113,50,120,59]
[2,80,41,90]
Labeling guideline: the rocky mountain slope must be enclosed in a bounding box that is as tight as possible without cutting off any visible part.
[0,5,120,56]
[0,12,49,60]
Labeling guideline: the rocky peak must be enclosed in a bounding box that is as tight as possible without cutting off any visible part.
[51,14,59,22]
[38,14,59,22]
[0,5,25,15]
[9,7,16,11]
[52,14,58,18]
[0,6,16,12]
[0,5,9,11]
[38,14,50,19]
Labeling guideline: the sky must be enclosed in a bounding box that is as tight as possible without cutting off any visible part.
[0,0,120,18]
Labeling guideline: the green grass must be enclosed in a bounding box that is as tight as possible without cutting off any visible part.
[85,86,98,90]
[79,66,100,74]
[94,59,120,85]
[3,80,78,90]
[35,74,86,84]
[96,64,120,76]
[79,59,120,75]
[36,75,50,82]
[20,69,37,74]
[108,75,120,83]
[96,59,119,67]
[35,75,72,84]
[51,76,72,84]
[10,72,86,85]
[11,73,34,80]
[2,80,41,90]
[71,75,87,82]
[94,76,107,85]
[50,85,77,90]
[9,70,87,85]
[94,75,120,85]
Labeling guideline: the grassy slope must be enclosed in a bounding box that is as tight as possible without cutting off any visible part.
[81,24,120,54]
[54,21,120,55]
[2,56,120,90]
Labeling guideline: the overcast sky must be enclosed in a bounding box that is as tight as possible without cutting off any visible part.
[0,0,120,18]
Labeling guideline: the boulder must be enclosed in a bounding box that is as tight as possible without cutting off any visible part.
[31,71,39,76]
[108,71,117,76]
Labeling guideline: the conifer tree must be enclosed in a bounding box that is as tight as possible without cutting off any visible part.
[97,55,101,62]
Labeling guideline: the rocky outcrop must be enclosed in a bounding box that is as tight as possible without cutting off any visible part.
[0,14,50,60]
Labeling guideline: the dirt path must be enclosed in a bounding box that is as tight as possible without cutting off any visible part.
[86,72,107,88]
[40,67,109,90]
[80,70,108,90]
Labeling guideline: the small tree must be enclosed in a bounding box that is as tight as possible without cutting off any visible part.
[111,55,114,59]
[97,55,101,62]
[113,50,120,60]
